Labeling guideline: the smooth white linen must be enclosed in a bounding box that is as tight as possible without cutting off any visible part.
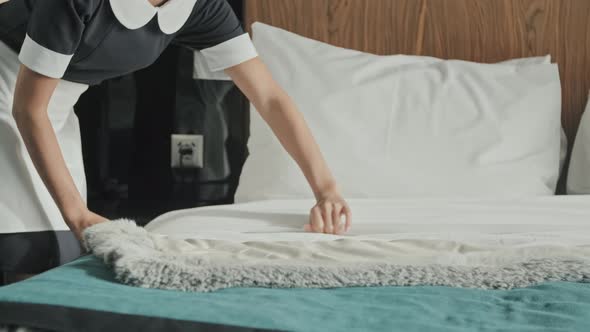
[0,40,88,233]
[235,23,562,202]
[567,93,590,194]
[145,197,590,267]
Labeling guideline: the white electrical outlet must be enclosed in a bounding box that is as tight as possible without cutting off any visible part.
[171,134,204,168]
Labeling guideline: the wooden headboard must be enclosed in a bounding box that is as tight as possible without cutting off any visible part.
[244,0,590,146]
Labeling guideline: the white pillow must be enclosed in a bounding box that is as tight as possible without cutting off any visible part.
[235,23,562,201]
[567,93,590,194]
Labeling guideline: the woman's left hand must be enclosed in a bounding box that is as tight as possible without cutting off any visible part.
[305,190,352,235]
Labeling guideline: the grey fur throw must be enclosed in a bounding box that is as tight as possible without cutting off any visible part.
[84,220,590,292]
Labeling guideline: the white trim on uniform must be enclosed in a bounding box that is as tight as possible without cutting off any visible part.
[18,34,74,79]
[109,0,198,34]
[157,0,199,35]
[193,51,231,80]
[109,0,157,30]
[200,33,258,72]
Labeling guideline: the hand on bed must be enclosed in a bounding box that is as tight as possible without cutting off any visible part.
[305,190,352,235]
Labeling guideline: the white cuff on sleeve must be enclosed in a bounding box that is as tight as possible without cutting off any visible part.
[200,33,258,72]
[18,34,73,79]
[193,51,231,81]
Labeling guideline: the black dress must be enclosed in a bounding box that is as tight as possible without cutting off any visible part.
[0,0,258,274]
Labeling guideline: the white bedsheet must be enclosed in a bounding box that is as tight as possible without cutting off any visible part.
[144,197,590,267]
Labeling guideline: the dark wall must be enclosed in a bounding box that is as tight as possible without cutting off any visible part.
[75,0,248,223]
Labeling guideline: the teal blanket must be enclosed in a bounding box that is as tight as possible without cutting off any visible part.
[1,255,589,331]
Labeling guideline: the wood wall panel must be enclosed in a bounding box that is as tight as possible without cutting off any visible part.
[244,0,590,145]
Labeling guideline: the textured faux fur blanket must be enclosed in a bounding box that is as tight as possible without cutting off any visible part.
[84,219,590,292]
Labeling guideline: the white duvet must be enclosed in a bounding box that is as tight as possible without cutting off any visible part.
[85,197,590,292]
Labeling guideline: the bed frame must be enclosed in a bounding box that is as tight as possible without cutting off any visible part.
[244,0,590,181]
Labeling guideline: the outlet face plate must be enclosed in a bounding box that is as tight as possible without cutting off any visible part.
[171,134,204,168]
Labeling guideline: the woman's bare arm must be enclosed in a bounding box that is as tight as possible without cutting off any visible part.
[12,65,107,241]
[226,58,352,234]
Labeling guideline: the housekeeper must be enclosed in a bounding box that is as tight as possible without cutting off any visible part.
[0,0,351,279]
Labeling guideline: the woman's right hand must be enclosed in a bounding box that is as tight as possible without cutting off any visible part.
[67,209,109,248]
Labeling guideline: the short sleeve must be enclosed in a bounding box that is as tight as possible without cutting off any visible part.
[18,0,91,79]
[174,0,258,72]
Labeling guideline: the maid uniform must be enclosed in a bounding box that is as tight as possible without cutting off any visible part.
[0,0,258,274]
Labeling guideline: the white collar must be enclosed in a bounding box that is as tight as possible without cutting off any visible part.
[109,0,198,34]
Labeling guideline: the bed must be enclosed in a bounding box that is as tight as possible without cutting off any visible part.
[2,0,590,331]
[2,197,590,331]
